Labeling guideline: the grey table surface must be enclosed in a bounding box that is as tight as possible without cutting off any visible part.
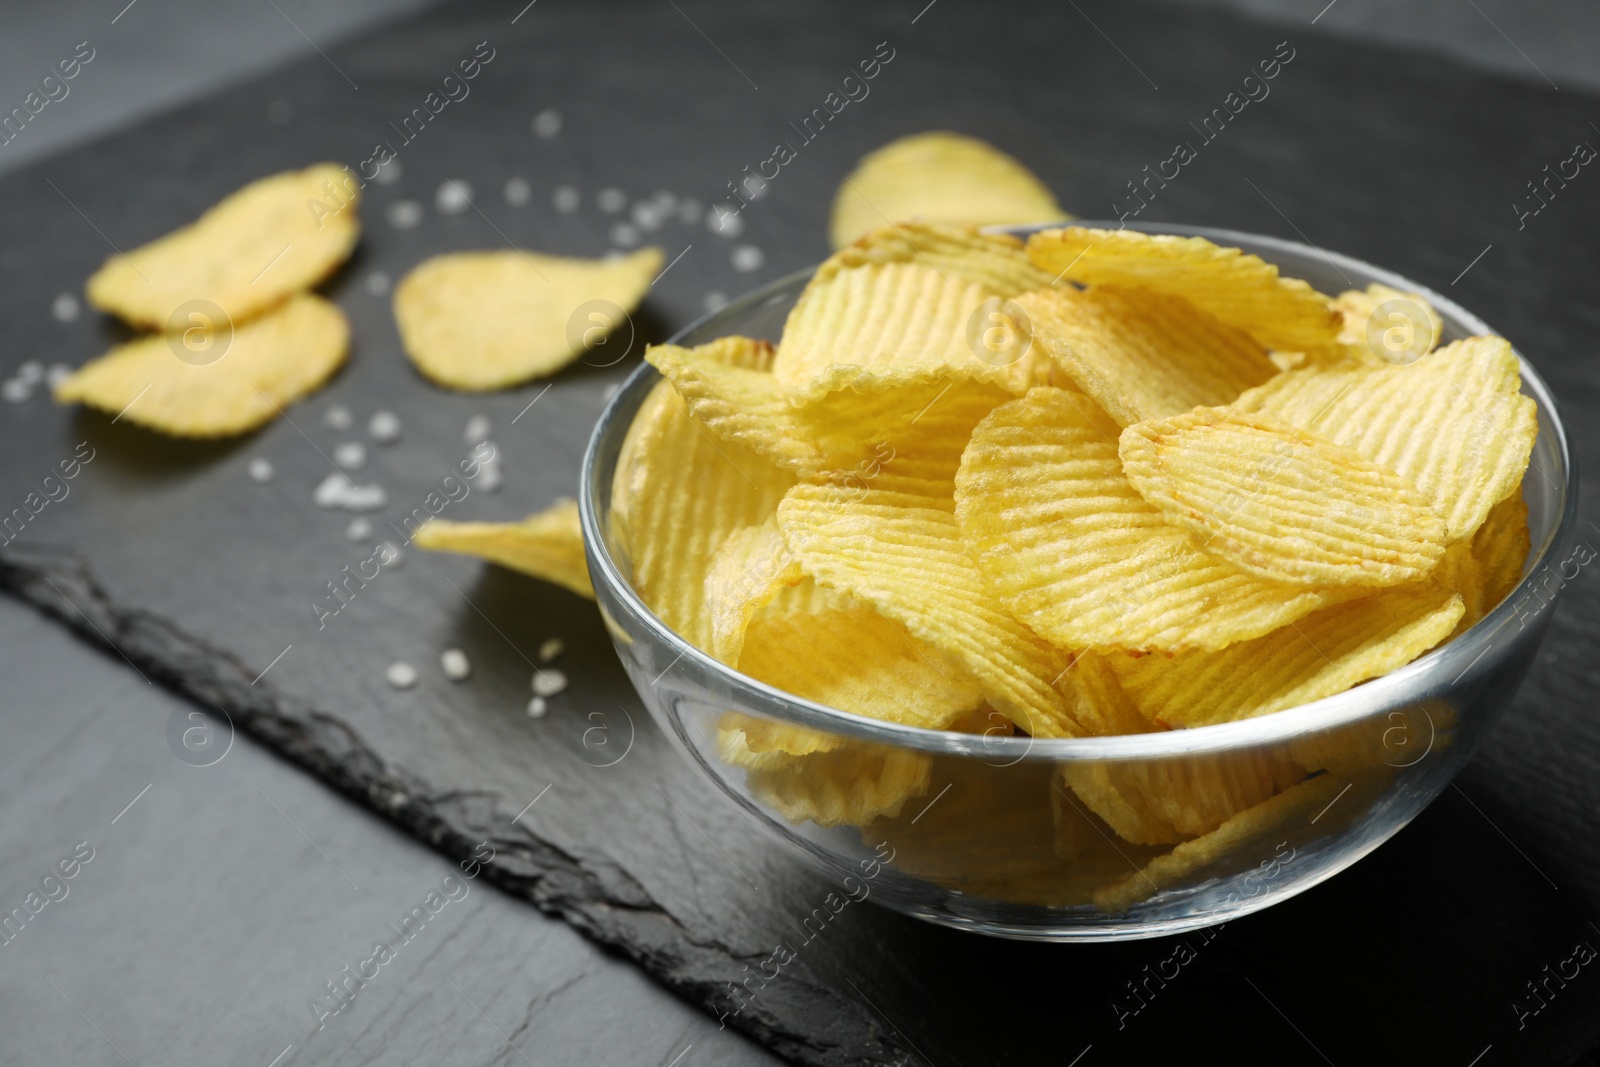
[0,2,1593,1066]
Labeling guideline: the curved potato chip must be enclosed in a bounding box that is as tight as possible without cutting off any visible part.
[1119,409,1448,587]
[776,482,1085,738]
[1093,773,1348,912]
[1112,585,1465,728]
[53,293,347,437]
[1331,283,1442,366]
[743,740,932,828]
[1472,489,1530,615]
[819,222,1055,296]
[1015,285,1277,426]
[612,365,794,652]
[705,518,803,664]
[85,164,361,331]
[954,388,1342,653]
[1229,336,1537,542]
[394,246,662,391]
[414,498,593,598]
[775,261,1035,399]
[828,131,1066,249]
[1026,226,1340,353]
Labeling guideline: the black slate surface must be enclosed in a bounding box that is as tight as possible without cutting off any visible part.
[2,1,1598,1064]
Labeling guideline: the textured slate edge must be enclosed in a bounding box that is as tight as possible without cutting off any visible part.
[0,542,915,1067]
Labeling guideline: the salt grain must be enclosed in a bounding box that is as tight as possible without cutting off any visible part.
[463,415,491,444]
[531,108,562,138]
[333,441,367,470]
[610,222,640,248]
[46,364,71,388]
[374,158,402,185]
[677,198,703,225]
[365,270,391,296]
[532,669,567,697]
[436,180,473,215]
[247,457,275,483]
[313,473,386,511]
[324,404,353,430]
[441,648,472,681]
[707,208,743,238]
[346,517,373,541]
[1,380,29,403]
[368,410,401,443]
[552,185,580,214]
[51,293,79,323]
[386,661,418,689]
[386,200,424,229]
[504,177,532,206]
[526,696,548,719]
[703,291,729,313]
[538,637,565,662]
[631,200,666,232]
[731,245,764,273]
[597,187,627,213]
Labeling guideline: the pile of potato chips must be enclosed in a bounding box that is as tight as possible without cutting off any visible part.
[614,217,1535,907]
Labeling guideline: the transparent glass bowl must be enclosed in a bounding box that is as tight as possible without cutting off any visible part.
[580,223,1577,941]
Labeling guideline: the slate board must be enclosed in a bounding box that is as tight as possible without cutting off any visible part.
[2,1,1599,1064]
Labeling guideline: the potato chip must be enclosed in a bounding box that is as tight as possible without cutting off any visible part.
[774,261,1037,399]
[85,164,361,331]
[53,293,347,437]
[1230,336,1537,542]
[1332,283,1442,366]
[704,518,803,664]
[743,740,933,827]
[1112,584,1465,728]
[1119,408,1448,587]
[954,388,1343,652]
[414,498,593,598]
[1014,285,1278,426]
[776,481,1086,738]
[1093,773,1347,912]
[819,221,1055,296]
[828,131,1066,249]
[612,355,794,651]
[1026,226,1341,353]
[394,246,662,391]
[1472,488,1530,616]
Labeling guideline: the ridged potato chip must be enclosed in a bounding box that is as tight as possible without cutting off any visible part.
[743,740,932,827]
[1093,773,1348,912]
[1230,336,1536,542]
[775,261,1036,399]
[612,344,794,652]
[85,164,361,331]
[1015,285,1276,426]
[819,221,1055,296]
[829,131,1066,249]
[394,246,662,391]
[705,518,802,664]
[1332,282,1442,366]
[1112,584,1465,728]
[776,482,1086,738]
[53,293,347,437]
[414,498,593,598]
[954,387,1342,652]
[1472,489,1530,614]
[1119,409,1448,587]
[1026,226,1341,353]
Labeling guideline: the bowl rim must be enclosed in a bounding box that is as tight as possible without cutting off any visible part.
[580,221,1578,760]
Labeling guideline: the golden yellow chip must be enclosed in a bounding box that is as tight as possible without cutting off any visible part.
[1472,489,1530,615]
[1230,336,1537,542]
[1332,283,1442,366]
[413,498,593,598]
[53,293,347,437]
[85,164,361,331]
[394,247,662,391]
[611,357,794,652]
[743,739,933,828]
[1119,408,1448,587]
[1112,584,1465,728]
[954,387,1344,652]
[774,261,1037,400]
[776,481,1085,738]
[1093,773,1347,912]
[819,221,1055,296]
[704,518,803,664]
[1026,226,1341,353]
[1014,285,1278,426]
[828,131,1066,249]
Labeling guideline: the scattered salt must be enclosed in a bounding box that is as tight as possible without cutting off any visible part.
[386,662,418,689]
[365,271,391,296]
[504,177,532,206]
[703,291,729,314]
[368,410,401,443]
[526,696,548,719]
[333,441,366,470]
[610,222,640,248]
[2,379,29,403]
[313,472,386,511]
[346,517,373,541]
[436,180,473,215]
[538,637,565,662]
[324,404,353,430]
[463,415,491,444]
[552,186,580,214]
[531,108,562,138]
[532,669,567,697]
[51,293,79,323]
[441,648,472,681]
[247,458,275,483]
[731,245,764,273]
[597,187,626,213]
[386,200,424,229]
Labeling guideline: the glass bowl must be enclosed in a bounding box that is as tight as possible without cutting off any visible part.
[579,222,1577,941]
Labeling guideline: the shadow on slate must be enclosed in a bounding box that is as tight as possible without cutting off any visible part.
[1,0,1599,1063]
